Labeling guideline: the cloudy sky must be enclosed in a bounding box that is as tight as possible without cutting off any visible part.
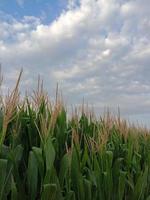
[0,0,150,126]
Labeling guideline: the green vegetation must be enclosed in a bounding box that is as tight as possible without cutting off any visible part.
[0,71,150,200]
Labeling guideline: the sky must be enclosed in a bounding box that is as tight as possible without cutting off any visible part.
[0,0,150,127]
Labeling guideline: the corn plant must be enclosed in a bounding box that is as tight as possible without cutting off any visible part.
[0,71,150,200]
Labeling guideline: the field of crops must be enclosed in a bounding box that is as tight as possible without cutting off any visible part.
[0,71,150,200]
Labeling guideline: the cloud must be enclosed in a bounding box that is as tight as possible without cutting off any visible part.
[0,0,150,125]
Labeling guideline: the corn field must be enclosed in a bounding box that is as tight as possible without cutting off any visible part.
[0,71,150,200]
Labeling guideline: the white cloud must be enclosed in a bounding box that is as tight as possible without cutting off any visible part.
[0,0,150,125]
[102,49,111,57]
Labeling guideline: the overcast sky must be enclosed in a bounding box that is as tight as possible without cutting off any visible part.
[0,0,150,126]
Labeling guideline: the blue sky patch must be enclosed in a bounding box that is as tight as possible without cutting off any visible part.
[0,0,68,23]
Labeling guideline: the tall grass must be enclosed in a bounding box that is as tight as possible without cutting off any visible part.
[0,71,150,200]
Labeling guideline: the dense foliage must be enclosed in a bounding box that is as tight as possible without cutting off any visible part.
[0,72,150,200]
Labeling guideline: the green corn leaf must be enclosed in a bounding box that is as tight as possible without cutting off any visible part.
[59,153,70,187]
[105,151,113,200]
[1,145,10,159]
[11,176,18,200]
[113,157,124,194]
[32,146,44,181]
[126,174,134,191]
[44,136,55,184]
[106,151,113,168]
[12,145,23,163]
[126,137,133,169]
[118,171,126,200]
[0,159,7,200]
[41,184,57,200]
[44,136,55,172]
[81,145,90,168]
[132,166,148,200]
[27,151,38,200]
[84,179,92,200]
[71,147,84,200]
[146,196,150,200]
[49,167,63,200]
[65,191,75,200]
